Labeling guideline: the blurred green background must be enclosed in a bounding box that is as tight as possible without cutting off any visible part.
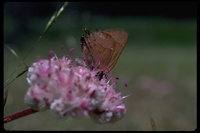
[4,2,196,131]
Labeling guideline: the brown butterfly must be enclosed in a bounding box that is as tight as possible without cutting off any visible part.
[80,29,128,79]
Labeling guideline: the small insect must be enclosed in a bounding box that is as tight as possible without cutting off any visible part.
[80,28,128,79]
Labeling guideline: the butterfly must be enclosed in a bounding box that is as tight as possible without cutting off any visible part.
[80,29,128,79]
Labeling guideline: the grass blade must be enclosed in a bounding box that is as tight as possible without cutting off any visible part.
[39,2,69,41]
[15,66,28,79]
[5,45,20,59]
[4,90,8,107]
[149,116,157,131]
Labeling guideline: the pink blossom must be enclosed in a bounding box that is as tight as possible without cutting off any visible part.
[25,55,126,124]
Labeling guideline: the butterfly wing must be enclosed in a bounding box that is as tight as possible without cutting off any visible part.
[102,29,128,72]
[81,29,128,74]
[103,29,128,47]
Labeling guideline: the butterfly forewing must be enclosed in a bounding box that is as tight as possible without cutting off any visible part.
[103,29,128,46]
[81,29,128,75]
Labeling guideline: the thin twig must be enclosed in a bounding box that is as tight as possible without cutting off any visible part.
[4,108,38,124]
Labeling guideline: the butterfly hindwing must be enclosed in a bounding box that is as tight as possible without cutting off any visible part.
[81,29,128,75]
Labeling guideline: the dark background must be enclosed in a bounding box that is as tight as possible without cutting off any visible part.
[4,2,197,18]
[4,2,197,47]
[4,2,197,131]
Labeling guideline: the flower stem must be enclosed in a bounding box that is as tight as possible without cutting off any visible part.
[4,108,38,124]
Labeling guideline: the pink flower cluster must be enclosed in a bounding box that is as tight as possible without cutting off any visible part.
[25,56,126,124]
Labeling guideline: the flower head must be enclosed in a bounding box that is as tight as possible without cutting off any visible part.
[25,54,126,124]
